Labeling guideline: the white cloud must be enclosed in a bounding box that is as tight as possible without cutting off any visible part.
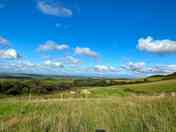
[0,49,18,59]
[38,40,69,52]
[75,47,98,58]
[121,61,176,75]
[0,59,66,74]
[0,36,10,47]
[145,65,176,74]
[128,62,145,71]
[94,65,118,72]
[37,1,72,17]
[43,60,64,68]
[65,56,81,65]
[121,62,145,72]
[10,60,38,72]
[42,56,81,66]
[1,57,176,76]
[138,36,176,54]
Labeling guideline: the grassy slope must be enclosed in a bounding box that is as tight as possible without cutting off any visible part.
[0,96,176,132]
[35,78,176,99]
[1,79,176,131]
[88,79,176,97]
[2,78,175,99]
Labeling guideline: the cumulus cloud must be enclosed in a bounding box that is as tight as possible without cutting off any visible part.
[0,36,10,47]
[94,65,115,72]
[121,61,176,75]
[94,65,118,73]
[37,1,72,17]
[43,60,64,68]
[38,40,69,52]
[0,49,19,59]
[145,65,176,74]
[0,36,21,59]
[138,36,176,54]
[1,57,176,76]
[65,56,81,65]
[122,62,145,72]
[18,60,37,67]
[0,60,41,74]
[42,55,81,66]
[0,59,66,74]
[75,47,98,58]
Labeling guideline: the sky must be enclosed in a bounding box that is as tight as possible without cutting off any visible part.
[1,0,176,77]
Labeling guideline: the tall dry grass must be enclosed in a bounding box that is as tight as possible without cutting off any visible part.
[0,96,176,132]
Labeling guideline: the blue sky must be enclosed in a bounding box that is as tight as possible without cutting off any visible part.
[1,0,176,77]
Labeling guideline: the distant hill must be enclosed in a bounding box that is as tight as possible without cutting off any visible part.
[146,72,176,81]
[1,72,176,81]
[0,73,96,80]
[147,75,165,78]
[0,72,134,80]
[0,73,43,79]
[163,72,176,80]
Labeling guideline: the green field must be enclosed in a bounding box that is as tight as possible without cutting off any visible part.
[0,96,176,132]
[35,79,176,98]
[0,77,176,132]
[88,79,176,97]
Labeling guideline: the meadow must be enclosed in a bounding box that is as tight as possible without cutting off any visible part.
[0,74,176,132]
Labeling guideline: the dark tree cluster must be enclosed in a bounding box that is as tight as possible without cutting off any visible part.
[0,79,72,95]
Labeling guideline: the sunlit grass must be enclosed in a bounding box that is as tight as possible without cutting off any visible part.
[1,79,176,131]
[0,96,176,132]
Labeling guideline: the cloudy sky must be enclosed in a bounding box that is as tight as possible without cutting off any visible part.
[0,0,176,77]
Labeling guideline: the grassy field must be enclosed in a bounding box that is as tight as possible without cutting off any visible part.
[88,79,176,97]
[0,78,176,132]
[34,79,176,99]
[0,96,176,132]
